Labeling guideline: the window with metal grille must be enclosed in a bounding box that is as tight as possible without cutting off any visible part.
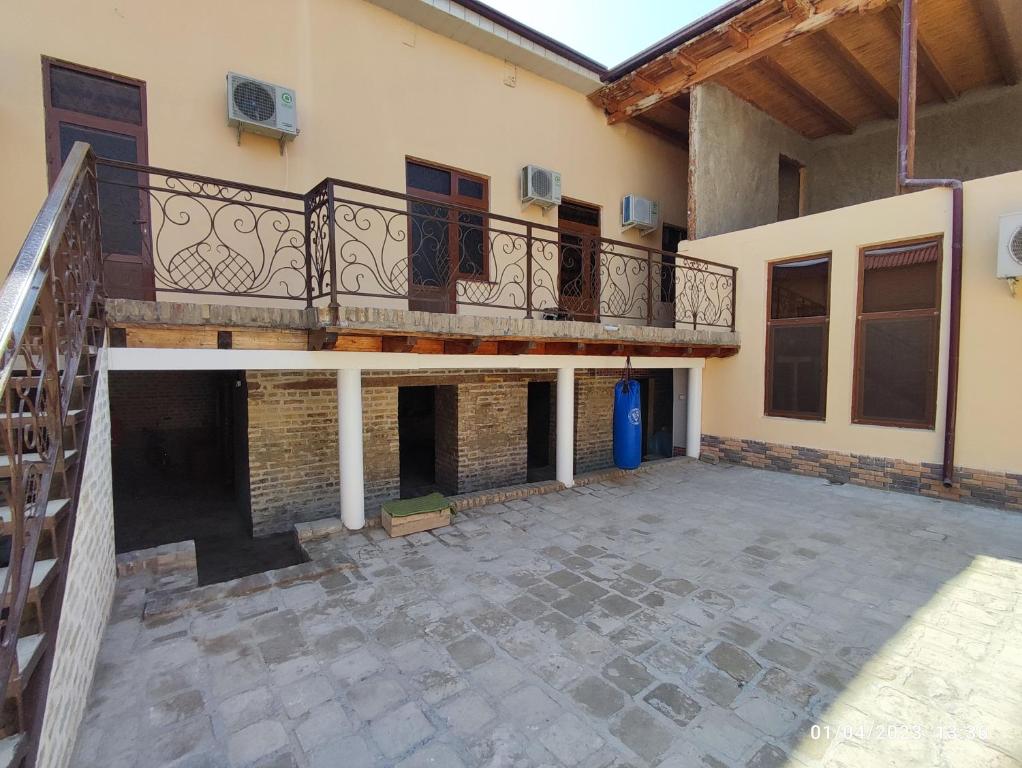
[405,159,489,282]
[765,254,830,419]
[853,239,941,428]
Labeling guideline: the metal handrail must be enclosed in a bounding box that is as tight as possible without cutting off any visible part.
[93,157,737,331]
[0,143,93,393]
[0,140,105,751]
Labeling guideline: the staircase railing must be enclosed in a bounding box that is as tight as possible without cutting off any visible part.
[0,141,105,758]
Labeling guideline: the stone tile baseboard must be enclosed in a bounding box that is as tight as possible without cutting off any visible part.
[701,435,1022,512]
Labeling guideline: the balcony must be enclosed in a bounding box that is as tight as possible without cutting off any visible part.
[97,160,738,356]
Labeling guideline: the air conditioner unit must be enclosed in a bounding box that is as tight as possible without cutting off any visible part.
[621,194,660,235]
[997,211,1022,279]
[521,165,562,209]
[227,72,298,143]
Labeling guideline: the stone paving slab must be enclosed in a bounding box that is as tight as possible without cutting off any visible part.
[72,461,1022,767]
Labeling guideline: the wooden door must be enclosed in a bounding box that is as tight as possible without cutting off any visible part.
[557,200,600,322]
[405,159,488,314]
[43,58,154,300]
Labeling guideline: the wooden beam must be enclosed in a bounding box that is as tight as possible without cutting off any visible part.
[882,5,958,101]
[974,0,1020,86]
[724,23,750,51]
[497,340,537,355]
[602,0,896,124]
[630,74,659,95]
[815,28,899,117]
[543,341,585,355]
[633,115,689,149]
[666,49,698,76]
[783,0,815,21]
[752,57,855,133]
[443,338,483,355]
[308,329,338,351]
[381,335,417,353]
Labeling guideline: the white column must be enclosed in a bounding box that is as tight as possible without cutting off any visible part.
[338,368,365,530]
[556,367,575,488]
[686,366,703,459]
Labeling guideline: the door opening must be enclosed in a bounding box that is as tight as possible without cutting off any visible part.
[110,371,302,585]
[558,200,601,321]
[640,371,674,461]
[399,386,439,498]
[527,381,554,481]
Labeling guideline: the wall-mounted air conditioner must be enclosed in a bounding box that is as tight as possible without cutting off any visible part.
[997,212,1022,279]
[227,72,298,145]
[521,165,562,209]
[621,194,660,235]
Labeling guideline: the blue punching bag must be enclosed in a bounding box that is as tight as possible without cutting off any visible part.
[613,378,642,470]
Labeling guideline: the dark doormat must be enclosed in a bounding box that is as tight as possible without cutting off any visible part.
[194,532,303,585]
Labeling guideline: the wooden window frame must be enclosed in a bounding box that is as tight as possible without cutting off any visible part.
[764,252,831,421]
[852,236,942,430]
[42,56,149,186]
[404,156,490,282]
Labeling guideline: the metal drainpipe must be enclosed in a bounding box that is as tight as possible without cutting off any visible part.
[897,0,963,487]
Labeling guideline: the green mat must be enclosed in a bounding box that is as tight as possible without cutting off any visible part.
[382,492,452,518]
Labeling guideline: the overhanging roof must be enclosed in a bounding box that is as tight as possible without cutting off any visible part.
[591,0,1022,139]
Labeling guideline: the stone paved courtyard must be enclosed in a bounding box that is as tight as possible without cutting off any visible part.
[72,460,1022,767]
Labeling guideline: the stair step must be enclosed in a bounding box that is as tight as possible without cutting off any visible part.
[0,559,58,599]
[12,634,45,690]
[0,449,78,478]
[0,499,70,533]
[0,409,84,427]
[0,734,23,768]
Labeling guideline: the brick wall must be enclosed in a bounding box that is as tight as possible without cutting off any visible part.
[455,381,528,493]
[575,371,616,473]
[247,372,340,535]
[362,385,399,512]
[702,435,1022,512]
[246,372,401,533]
[245,368,621,533]
[110,371,218,432]
[38,351,116,768]
[435,385,459,492]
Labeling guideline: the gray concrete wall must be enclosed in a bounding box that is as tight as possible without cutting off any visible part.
[689,83,812,239]
[807,83,1022,214]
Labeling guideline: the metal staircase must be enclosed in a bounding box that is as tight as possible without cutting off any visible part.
[0,142,106,767]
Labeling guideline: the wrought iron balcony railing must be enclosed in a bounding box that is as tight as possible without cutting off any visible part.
[96,159,736,331]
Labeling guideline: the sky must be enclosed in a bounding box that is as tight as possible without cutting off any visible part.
[482,0,726,68]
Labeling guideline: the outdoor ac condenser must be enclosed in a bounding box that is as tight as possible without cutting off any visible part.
[621,194,660,235]
[521,165,562,210]
[227,72,298,143]
[997,211,1022,279]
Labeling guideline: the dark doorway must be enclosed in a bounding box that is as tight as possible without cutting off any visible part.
[527,382,554,481]
[778,155,805,222]
[399,386,439,498]
[42,57,155,301]
[640,371,674,461]
[110,371,302,585]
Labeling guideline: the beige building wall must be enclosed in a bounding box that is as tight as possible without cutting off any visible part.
[37,350,116,768]
[2,0,688,287]
[683,169,1022,476]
